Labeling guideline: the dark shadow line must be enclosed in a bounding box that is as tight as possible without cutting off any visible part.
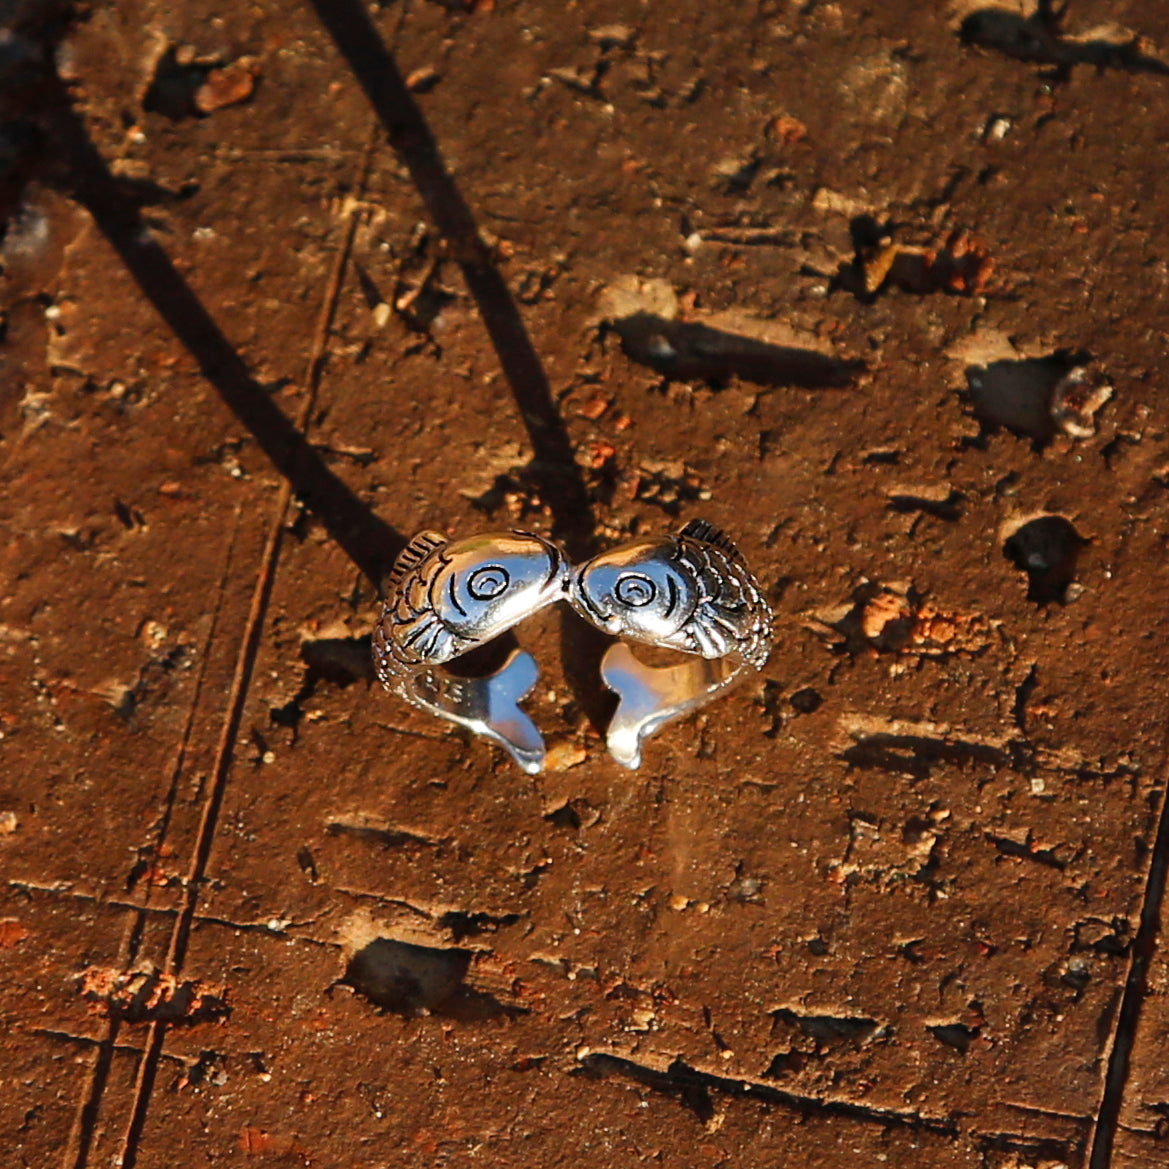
[1088,747,1169,1168]
[579,1052,959,1135]
[302,0,616,732]
[303,0,596,558]
[43,83,404,586]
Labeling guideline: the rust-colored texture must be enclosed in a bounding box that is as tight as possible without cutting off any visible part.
[3,1,1169,1166]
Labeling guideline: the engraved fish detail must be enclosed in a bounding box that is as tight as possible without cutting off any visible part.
[570,519,772,670]
[373,529,568,687]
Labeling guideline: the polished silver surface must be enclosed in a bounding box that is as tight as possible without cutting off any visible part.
[570,519,772,768]
[373,521,771,772]
[373,529,568,774]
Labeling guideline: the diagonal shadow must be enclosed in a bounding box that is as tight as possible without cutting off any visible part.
[41,82,405,587]
[304,0,614,729]
[36,78,409,1169]
[303,0,597,560]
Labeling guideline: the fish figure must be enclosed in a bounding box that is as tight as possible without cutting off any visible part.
[373,529,568,686]
[570,519,772,669]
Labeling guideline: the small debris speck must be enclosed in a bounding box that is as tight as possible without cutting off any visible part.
[194,58,258,114]
[983,116,1012,141]
[545,740,587,771]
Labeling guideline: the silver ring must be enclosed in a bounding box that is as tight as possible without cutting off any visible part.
[372,529,569,774]
[568,520,773,769]
[372,521,771,772]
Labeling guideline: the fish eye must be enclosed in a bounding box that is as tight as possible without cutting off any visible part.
[615,573,656,608]
[467,565,510,601]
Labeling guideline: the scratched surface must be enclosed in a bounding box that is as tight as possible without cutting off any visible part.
[3,1,1169,1166]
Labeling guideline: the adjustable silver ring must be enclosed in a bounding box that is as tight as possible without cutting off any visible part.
[372,529,569,774]
[568,520,773,769]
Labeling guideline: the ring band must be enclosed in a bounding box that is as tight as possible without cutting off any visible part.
[569,520,773,769]
[372,529,569,774]
[372,522,771,771]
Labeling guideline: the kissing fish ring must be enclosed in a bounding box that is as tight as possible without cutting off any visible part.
[372,529,569,774]
[372,521,771,772]
[569,520,773,769]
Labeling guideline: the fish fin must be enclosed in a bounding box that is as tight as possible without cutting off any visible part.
[687,614,730,659]
[385,530,447,596]
[680,519,744,562]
